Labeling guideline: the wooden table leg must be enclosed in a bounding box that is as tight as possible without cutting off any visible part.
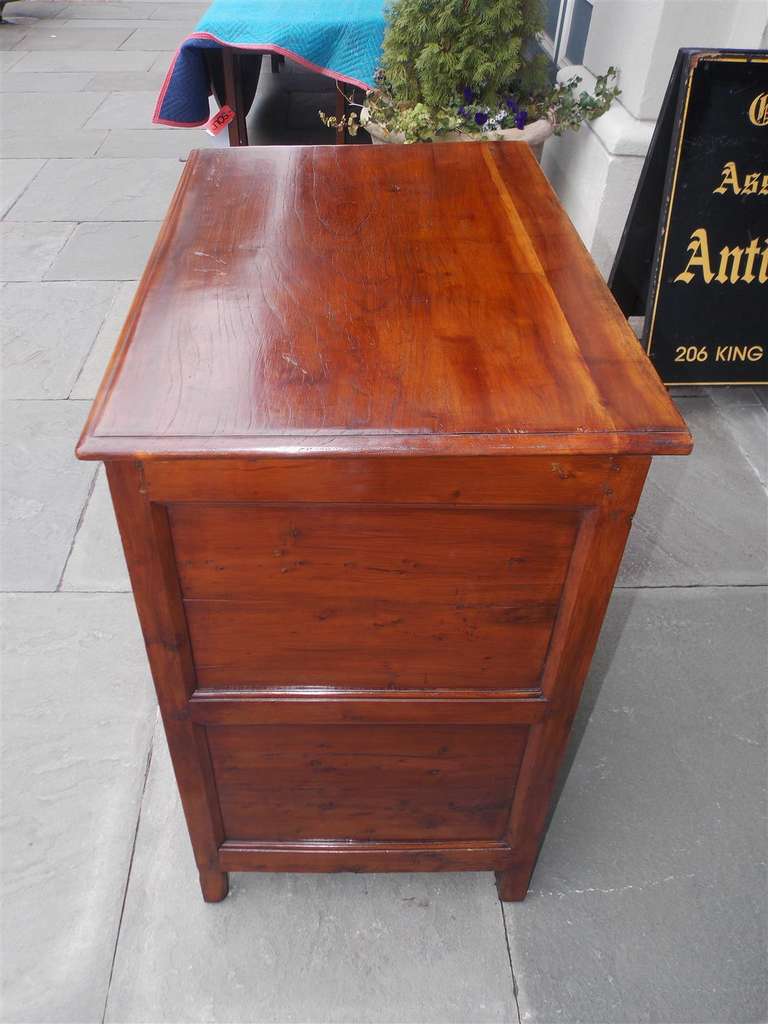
[222,47,249,147]
[495,867,530,902]
[199,867,229,903]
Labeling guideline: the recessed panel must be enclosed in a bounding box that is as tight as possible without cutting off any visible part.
[170,503,579,689]
[207,723,528,842]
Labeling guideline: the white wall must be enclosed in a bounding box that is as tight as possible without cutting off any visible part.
[541,0,768,277]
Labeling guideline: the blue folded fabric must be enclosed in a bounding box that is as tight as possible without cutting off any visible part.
[153,0,385,127]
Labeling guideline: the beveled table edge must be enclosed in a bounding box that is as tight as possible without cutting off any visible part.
[75,426,693,461]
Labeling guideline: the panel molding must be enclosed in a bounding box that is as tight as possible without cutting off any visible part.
[106,462,225,876]
[500,463,650,889]
[219,839,513,873]
[187,692,549,725]
[142,455,643,507]
[170,500,577,690]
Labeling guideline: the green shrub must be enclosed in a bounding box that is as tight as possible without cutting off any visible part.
[320,0,621,144]
[381,0,545,108]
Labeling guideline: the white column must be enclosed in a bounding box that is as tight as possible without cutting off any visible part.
[541,0,768,277]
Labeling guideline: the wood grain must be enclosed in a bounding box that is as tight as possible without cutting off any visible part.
[78,145,692,902]
[105,462,229,901]
[144,455,644,507]
[171,502,577,689]
[497,462,650,899]
[77,144,691,461]
[218,840,512,874]
[207,723,529,841]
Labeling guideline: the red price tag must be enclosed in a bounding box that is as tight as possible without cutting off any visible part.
[204,106,235,136]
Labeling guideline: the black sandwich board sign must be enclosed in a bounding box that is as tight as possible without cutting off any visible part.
[609,49,768,386]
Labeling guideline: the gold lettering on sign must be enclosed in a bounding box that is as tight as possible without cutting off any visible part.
[712,161,768,195]
[674,229,768,284]
[716,245,744,284]
[674,228,714,283]
[743,173,762,195]
[714,161,741,194]
[715,345,765,362]
[748,92,768,127]
[742,238,762,283]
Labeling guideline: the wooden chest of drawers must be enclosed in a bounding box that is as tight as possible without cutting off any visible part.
[77,143,691,902]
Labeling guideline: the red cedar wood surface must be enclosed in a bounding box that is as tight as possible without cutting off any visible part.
[78,143,691,902]
[77,143,691,461]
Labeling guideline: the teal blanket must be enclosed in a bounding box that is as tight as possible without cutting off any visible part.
[153,0,384,126]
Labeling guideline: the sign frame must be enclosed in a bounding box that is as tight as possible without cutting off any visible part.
[609,48,768,387]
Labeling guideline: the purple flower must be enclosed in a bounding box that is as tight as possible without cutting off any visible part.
[475,111,488,126]
[506,97,518,112]
[463,86,476,103]
[515,109,528,129]
[458,105,467,117]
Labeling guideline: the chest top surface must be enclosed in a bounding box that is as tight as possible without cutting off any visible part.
[77,143,691,461]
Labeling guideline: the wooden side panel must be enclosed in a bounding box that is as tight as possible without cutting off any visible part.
[184,601,554,690]
[144,455,633,507]
[207,723,529,842]
[105,462,228,897]
[172,504,578,598]
[496,456,651,899]
[102,453,651,901]
[169,503,578,690]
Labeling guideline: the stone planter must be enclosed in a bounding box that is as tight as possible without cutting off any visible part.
[366,117,553,160]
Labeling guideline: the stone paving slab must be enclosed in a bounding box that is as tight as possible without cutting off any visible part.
[70,279,137,396]
[58,1,157,18]
[45,221,160,280]
[0,52,24,70]
[1,593,156,1023]
[96,127,216,157]
[12,49,155,72]
[0,26,29,49]
[3,0,65,17]
[60,17,197,32]
[1,280,118,398]
[0,90,107,132]
[118,24,194,49]
[83,66,166,90]
[709,386,767,487]
[0,70,92,90]
[62,468,132,591]
[0,221,74,280]
[504,585,768,1024]
[0,157,43,218]
[148,50,175,71]
[104,728,518,1024]
[148,2,207,19]
[82,90,172,130]
[0,129,108,158]
[7,156,182,221]
[1,399,95,591]
[0,16,42,28]
[12,25,135,49]
[617,395,768,587]
[53,17,160,29]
